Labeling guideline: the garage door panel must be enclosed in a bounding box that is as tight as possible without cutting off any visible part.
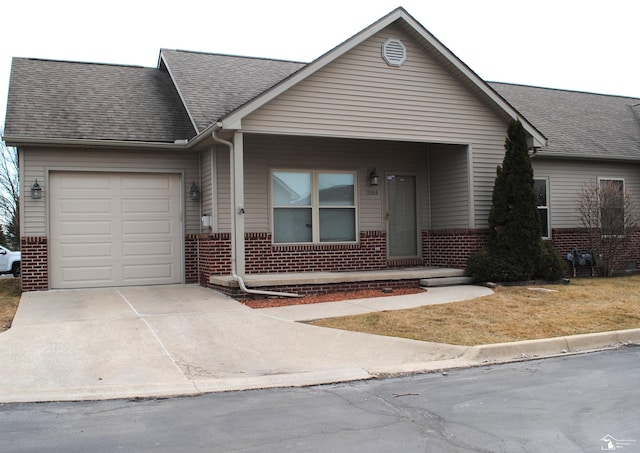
[123,263,175,282]
[123,219,175,235]
[50,172,182,289]
[61,221,112,236]
[61,266,114,284]
[123,241,173,257]
[61,242,112,258]
[59,198,111,215]
[60,175,111,190]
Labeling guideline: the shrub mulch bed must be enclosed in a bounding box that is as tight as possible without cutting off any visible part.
[241,287,425,309]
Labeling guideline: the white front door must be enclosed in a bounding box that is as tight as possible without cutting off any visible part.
[386,174,418,258]
[49,172,182,289]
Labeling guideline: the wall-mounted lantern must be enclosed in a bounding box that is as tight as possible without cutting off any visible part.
[189,181,200,201]
[31,180,42,199]
[369,169,379,186]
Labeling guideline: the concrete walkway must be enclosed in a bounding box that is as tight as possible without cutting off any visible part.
[0,284,638,403]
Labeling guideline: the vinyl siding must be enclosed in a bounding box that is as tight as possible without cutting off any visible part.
[242,23,508,227]
[532,158,640,229]
[429,144,470,228]
[22,147,200,236]
[232,134,429,234]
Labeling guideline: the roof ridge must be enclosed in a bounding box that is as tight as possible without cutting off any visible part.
[13,56,150,69]
[161,48,308,65]
[489,81,640,101]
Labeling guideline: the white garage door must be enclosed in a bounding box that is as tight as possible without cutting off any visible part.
[50,172,182,289]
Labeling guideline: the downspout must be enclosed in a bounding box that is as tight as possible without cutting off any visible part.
[211,127,300,298]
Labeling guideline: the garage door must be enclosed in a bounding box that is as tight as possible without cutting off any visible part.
[50,172,182,289]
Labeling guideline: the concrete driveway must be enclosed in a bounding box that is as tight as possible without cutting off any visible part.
[0,285,473,403]
[2,284,636,403]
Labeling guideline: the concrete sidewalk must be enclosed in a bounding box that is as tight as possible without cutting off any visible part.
[0,284,638,403]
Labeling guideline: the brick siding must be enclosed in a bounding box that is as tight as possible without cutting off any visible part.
[423,228,489,268]
[20,236,48,291]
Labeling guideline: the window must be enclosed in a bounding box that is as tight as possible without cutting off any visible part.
[599,178,625,236]
[534,178,550,238]
[272,170,357,243]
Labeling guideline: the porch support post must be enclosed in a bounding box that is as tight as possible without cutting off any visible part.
[466,144,475,228]
[232,131,246,276]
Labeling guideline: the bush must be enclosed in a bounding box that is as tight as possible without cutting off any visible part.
[466,242,567,283]
[537,241,567,281]
[466,249,527,282]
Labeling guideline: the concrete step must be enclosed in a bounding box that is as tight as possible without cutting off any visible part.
[420,276,474,287]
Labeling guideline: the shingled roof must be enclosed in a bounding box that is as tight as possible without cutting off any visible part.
[160,50,305,133]
[491,82,640,161]
[4,58,195,143]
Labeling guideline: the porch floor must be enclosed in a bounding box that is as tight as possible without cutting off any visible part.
[209,267,465,288]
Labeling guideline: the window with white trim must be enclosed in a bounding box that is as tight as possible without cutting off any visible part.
[272,170,357,244]
[534,178,550,238]
[598,178,625,236]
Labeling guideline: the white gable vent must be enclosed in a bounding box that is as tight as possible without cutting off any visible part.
[382,38,406,67]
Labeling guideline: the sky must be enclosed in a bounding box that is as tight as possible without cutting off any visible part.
[2,0,639,130]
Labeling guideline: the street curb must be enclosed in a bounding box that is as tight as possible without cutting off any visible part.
[461,328,640,364]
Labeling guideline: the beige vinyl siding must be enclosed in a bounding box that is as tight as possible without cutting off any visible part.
[242,23,508,228]
[240,134,429,234]
[429,144,470,228]
[215,146,231,232]
[532,158,640,228]
[22,147,200,236]
[201,147,215,228]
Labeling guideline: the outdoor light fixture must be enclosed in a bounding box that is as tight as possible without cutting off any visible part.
[189,181,200,201]
[31,180,42,199]
[369,169,379,186]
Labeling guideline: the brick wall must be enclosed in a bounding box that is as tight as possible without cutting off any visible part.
[551,227,640,276]
[20,236,48,291]
[212,279,421,298]
[245,231,387,274]
[423,229,488,268]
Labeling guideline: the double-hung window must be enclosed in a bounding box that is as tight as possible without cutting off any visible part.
[272,170,357,244]
[534,178,550,238]
[598,178,625,236]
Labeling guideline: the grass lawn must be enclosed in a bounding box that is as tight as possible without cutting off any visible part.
[0,278,21,332]
[311,275,640,346]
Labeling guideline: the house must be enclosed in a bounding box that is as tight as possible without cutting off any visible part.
[4,8,640,294]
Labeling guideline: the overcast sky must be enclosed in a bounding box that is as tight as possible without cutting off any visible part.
[2,0,639,130]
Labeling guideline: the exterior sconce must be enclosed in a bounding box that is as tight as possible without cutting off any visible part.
[189,181,200,201]
[369,169,379,186]
[31,180,42,199]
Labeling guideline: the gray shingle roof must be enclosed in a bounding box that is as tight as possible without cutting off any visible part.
[160,50,305,132]
[490,82,640,161]
[4,58,195,142]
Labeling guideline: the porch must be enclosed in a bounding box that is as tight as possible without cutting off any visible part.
[209,267,472,298]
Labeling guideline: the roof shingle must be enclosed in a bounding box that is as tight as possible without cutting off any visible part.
[4,58,195,142]
[490,82,640,161]
[160,50,305,132]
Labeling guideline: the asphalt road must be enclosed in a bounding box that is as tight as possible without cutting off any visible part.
[1,347,639,452]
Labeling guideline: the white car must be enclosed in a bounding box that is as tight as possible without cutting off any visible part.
[0,245,21,277]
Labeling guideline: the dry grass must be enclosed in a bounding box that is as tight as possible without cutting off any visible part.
[312,276,640,346]
[0,278,21,332]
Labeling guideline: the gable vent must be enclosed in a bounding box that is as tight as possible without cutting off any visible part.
[382,38,406,67]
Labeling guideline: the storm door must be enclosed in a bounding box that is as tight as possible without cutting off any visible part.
[386,174,418,258]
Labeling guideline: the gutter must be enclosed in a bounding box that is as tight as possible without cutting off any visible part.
[2,135,193,150]
[210,126,300,298]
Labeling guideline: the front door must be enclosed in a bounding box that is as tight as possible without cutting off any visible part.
[386,174,418,258]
